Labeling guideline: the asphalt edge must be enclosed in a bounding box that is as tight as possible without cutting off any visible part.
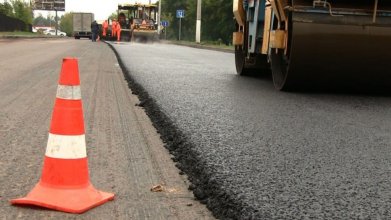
[105,41,255,219]
[161,40,234,54]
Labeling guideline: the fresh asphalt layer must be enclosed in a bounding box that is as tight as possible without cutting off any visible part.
[108,41,391,219]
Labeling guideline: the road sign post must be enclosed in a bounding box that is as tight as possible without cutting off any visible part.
[165,21,168,40]
[161,21,169,40]
[176,10,185,41]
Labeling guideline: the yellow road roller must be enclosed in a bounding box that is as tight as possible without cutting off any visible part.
[233,0,391,90]
[105,3,161,42]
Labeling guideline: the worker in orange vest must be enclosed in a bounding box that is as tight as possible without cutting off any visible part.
[111,19,117,37]
[102,20,108,36]
[116,22,121,41]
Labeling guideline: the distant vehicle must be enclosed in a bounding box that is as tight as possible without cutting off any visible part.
[73,13,94,39]
[37,28,49,34]
[45,29,66,36]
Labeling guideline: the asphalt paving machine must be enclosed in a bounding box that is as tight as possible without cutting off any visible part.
[105,3,160,42]
[233,0,391,90]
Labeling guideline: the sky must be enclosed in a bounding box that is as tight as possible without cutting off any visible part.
[0,0,157,20]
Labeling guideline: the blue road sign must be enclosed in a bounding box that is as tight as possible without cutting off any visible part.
[176,10,185,18]
[160,21,169,27]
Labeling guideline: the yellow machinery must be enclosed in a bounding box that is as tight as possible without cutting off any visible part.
[106,3,161,42]
[233,0,391,90]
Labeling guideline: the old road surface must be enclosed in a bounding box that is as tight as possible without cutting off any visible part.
[0,38,214,220]
[108,41,391,219]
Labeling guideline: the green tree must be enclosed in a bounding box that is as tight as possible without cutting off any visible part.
[160,0,234,44]
[201,0,235,44]
[59,12,73,36]
[11,0,33,29]
[45,13,57,26]
[108,12,117,20]
[0,2,14,17]
[34,13,45,25]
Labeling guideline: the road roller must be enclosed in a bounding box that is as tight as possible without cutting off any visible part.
[104,3,161,42]
[233,0,391,90]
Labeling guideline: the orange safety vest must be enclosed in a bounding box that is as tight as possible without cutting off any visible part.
[102,21,108,29]
[116,22,121,31]
[112,21,117,30]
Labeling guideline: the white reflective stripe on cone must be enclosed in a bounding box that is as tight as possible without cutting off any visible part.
[56,85,81,100]
[46,133,87,159]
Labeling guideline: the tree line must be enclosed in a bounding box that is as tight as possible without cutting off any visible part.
[33,13,60,27]
[0,0,33,30]
[0,0,71,35]
[159,0,235,45]
[1,0,236,43]
[107,1,235,44]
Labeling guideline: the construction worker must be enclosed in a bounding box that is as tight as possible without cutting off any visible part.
[118,13,126,25]
[111,19,117,37]
[102,20,108,36]
[116,22,121,41]
[90,20,99,42]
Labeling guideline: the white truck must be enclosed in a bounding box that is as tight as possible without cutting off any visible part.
[72,13,94,39]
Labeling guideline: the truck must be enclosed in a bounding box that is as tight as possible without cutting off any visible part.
[73,13,94,39]
[233,0,391,91]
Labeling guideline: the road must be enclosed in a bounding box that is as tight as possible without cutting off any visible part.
[0,38,214,220]
[109,41,391,219]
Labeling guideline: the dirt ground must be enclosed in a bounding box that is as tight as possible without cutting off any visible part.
[0,38,215,220]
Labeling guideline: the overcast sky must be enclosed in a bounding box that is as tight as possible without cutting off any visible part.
[0,0,156,20]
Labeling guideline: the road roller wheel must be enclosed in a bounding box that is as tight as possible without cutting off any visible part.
[235,46,251,75]
[235,22,251,75]
[271,49,290,90]
[270,13,293,91]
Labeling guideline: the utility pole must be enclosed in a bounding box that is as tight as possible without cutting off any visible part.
[196,0,201,43]
[157,0,161,34]
[55,10,58,36]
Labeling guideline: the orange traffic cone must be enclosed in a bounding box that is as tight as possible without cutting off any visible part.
[11,58,114,213]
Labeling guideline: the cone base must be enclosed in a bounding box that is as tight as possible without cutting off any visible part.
[11,182,114,213]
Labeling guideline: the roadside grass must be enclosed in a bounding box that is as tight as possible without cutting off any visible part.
[0,31,64,37]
